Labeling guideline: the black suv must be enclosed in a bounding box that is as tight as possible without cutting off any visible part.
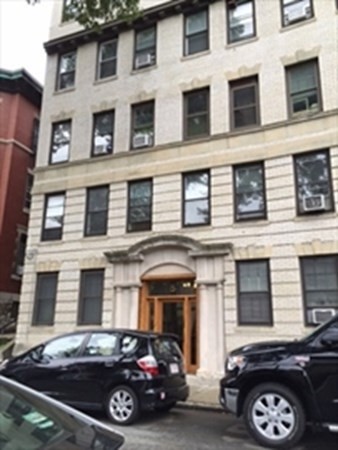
[220,314,338,449]
[0,329,189,425]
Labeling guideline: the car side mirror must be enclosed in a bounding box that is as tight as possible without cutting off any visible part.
[320,331,338,348]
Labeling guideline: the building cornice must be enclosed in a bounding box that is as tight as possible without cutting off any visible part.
[44,0,218,55]
[0,69,42,108]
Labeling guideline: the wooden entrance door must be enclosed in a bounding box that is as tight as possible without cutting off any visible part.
[139,278,198,374]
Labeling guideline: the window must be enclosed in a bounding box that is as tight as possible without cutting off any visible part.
[50,120,71,164]
[230,76,260,129]
[134,26,156,70]
[281,0,313,27]
[294,150,334,215]
[286,59,321,117]
[32,273,58,326]
[131,101,154,149]
[301,256,338,326]
[42,334,86,359]
[184,88,209,140]
[24,171,34,210]
[14,232,27,277]
[226,0,255,44]
[234,162,266,221]
[127,179,152,232]
[85,186,109,236]
[62,0,78,22]
[78,270,104,325]
[183,170,210,227]
[83,333,118,357]
[237,260,272,325]
[57,51,76,90]
[184,9,208,56]
[42,193,65,241]
[92,111,114,156]
[31,118,39,153]
[97,39,117,79]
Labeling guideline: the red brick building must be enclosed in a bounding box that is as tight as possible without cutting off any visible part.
[0,69,42,324]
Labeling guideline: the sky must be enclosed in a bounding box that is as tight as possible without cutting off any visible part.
[0,0,54,85]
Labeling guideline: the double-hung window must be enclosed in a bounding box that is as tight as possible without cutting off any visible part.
[184,9,209,56]
[50,120,71,164]
[78,270,104,325]
[32,273,58,326]
[301,256,338,326]
[230,76,260,129]
[134,26,156,70]
[85,186,109,236]
[281,0,313,27]
[42,193,65,241]
[294,150,334,215]
[237,260,273,325]
[24,171,34,210]
[286,60,321,117]
[92,111,114,156]
[183,170,210,227]
[62,0,78,22]
[234,162,266,221]
[127,179,152,232]
[14,232,27,277]
[57,51,76,90]
[131,101,154,149]
[97,40,117,79]
[184,88,210,140]
[31,118,40,154]
[226,0,255,44]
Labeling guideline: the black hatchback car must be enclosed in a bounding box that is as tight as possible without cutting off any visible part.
[220,314,338,449]
[0,329,189,425]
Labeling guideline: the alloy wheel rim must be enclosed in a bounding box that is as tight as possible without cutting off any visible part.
[109,390,134,422]
[251,393,296,441]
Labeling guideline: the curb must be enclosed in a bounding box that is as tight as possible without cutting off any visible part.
[177,401,223,413]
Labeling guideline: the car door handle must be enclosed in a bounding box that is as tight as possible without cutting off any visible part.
[60,366,69,371]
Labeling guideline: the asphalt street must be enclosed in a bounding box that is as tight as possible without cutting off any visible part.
[97,407,338,450]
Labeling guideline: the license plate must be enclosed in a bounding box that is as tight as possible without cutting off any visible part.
[169,363,179,374]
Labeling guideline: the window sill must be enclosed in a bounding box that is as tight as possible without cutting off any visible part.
[130,64,157,75]
[11,274,22,282]
[54,87,76,95]
[80,235,110,241]
[294,211,336,221]
[289,109,322,121]
[180,49,211,62]
[233,219,269,227]
[280,16,316,33]
[94,75,118,85]
[225,35,258,49]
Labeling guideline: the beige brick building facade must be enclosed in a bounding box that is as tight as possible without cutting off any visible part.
[17,0,338,377]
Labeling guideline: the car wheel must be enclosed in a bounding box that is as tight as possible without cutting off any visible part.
[243,383,305,449]
[155,401,177,412]
[105,386,139,425]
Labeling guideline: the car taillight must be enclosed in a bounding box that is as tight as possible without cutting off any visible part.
[137,355,159,376]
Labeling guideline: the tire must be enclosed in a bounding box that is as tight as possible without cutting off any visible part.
[243,383,305,449]
[155,401,177,412]
[105,385,139,425]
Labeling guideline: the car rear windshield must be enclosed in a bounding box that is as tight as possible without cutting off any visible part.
[151,337,183,360]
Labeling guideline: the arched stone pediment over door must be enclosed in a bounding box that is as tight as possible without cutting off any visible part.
[104,234,232,376]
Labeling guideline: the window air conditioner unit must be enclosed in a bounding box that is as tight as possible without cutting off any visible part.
[312,308,336,325]
[302,194,326,212]
[16,265,24,276]
[133,134,152,148]
[284,5,311,25]
[135,53,152,69]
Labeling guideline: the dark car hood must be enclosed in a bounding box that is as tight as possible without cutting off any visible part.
[230,340,301,356]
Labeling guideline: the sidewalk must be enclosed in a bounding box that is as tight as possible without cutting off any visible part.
[180,375,222,410]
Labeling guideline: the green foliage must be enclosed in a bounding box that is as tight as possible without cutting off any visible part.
[27,0,140,28]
